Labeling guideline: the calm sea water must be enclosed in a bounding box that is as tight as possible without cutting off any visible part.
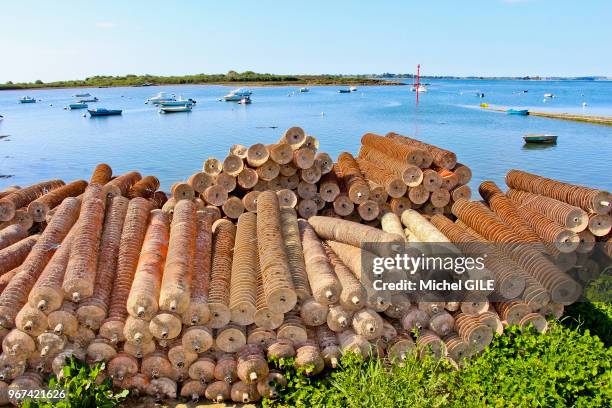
[1,80,611,193]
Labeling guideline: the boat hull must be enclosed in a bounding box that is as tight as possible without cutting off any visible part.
[69,103,88,110]
[523,135,557,144]
[150,99,176,105]
[88,109,122,117]
[507,109,529,115]
[158,101,194,107]
[159,106,192,113]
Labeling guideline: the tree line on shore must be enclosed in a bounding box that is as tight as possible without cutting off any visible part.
[0,71,399,90]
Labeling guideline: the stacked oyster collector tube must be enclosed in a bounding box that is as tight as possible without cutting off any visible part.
[0,127,609,406]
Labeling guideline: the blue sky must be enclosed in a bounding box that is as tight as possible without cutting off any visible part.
[1,0,610,82]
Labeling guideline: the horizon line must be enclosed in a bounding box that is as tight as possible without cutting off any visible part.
[4,72,611,85]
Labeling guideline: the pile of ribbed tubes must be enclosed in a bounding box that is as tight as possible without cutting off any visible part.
[0,127,610,405]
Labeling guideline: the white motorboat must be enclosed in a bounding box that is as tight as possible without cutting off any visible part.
[223,88,253,101]
[158,97,196,107]
[350,86,357,92]
[147,92,176,104]
[238,96,252,105]
[411,84,428,92]
[159,105,192,113]
[544,93,554,98]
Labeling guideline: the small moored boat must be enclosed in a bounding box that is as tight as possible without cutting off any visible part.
[238,96,252,105]
[523,134,557,144]
[299,87,309,93]
[19,96,36,103]
[159,105,192,113]
[223,88,253,101]
[147,92,176,104]
[544,93,554,98]
[68,102,88,110]
[88,108,122,117]
[411,84,428,92]
[78,97,98,103]
[507,109,529,115]
[158,98,196,107]
[350,86,357,92]
[73,92,91,98]
[338,89,351,93]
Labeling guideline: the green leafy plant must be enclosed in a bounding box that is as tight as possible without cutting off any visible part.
[265,321,612,408]
[22,358,128,408]
[563,273,612,346]
[454,324,612,407]
[563,301,612,346]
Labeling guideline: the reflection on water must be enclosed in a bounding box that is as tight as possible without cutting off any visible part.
[521,142,558,151]
[0,79,611,192]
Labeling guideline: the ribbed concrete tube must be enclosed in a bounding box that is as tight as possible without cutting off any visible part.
[127,210,169,321]
[208,219,236,328]
[78,196,129,329]
[159,200,196,315]
[229,213,258,325]
[298,220,341,305]
[256,191,296,314]
[63,185,107,302]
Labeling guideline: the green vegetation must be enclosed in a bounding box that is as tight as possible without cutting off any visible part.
[565,273,612,345]
[265,315,612,408]
[0,71,400,90]
[563,302,612,346]
[22,358,128,408]
[9,302,610,408]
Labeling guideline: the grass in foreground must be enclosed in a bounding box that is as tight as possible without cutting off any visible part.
[266,320,612,408]
[16,302,612,408]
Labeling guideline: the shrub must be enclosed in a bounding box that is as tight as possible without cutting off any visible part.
[453,324,612,407]
[563,301,612,346]
[22,358,128,408]
[266,322,612,408]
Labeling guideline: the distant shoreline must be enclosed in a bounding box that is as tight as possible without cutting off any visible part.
[0,72,406,91]
[2,71,610,91]
[0,81,405,92]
